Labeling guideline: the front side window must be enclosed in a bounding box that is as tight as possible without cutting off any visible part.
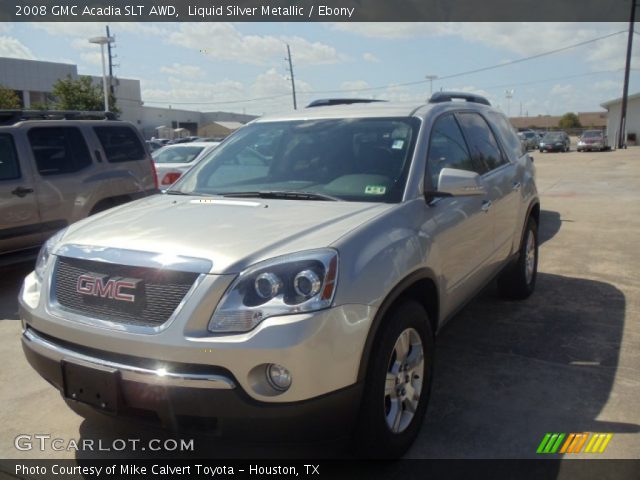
[28,127,91,176]
[457,112,508,172]
[0,134,20,181]
[426,114,477,189]
[94,126,145,163]
[173,117,420,203]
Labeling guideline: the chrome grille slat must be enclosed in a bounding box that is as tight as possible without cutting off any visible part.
[53,256,199,327]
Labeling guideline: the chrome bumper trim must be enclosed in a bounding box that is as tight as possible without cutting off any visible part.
[54,244,213,274]
[23,328,235,390]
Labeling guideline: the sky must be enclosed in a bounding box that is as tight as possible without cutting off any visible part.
[0,22,639,117]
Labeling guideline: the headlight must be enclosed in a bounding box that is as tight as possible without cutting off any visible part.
[209,249,338,333]
[35,228,67,281]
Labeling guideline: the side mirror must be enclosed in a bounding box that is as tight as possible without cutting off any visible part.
[431,168,486,198]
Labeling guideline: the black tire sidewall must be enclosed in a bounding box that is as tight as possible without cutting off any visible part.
[517,218,539,295]
[355,301,434,458]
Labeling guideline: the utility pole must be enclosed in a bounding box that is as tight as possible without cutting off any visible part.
[286,44,297,110]
[425,75,438,96]
[618,1,636,149]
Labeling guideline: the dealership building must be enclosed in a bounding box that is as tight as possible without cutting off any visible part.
[601,92,640,146]
[0,57,256,138]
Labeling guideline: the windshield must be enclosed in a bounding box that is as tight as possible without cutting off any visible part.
[542,133,563,141]
[152,146,206,164]
[582,131,603,139]
[171,117,420,203]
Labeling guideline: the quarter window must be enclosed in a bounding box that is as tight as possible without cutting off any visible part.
[0,134,20,181]
[457,112,508,172]
[426,114,477,188]
[28,127,92,176]
[94,126,145,163]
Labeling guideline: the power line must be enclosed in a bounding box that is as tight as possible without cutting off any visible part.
[478,68,634,91]
[141,93,290,106]
[135,30,629,106]
[437,30,626,82]
[285,30,628,96]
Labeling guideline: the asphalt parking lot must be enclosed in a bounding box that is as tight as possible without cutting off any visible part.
[0,148,638,462]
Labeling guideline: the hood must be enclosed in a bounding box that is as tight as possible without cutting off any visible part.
[59,194,393,274]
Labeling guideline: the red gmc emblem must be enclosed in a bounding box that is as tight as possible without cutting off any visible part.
[76,274,138,303]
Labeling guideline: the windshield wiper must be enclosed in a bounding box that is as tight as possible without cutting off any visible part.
[222,191,339,201]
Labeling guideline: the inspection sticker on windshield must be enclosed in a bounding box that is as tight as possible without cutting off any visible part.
[365,185,386,195]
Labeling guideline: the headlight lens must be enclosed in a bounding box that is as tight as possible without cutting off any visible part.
[35,228,67,281]
[209,249,338,333]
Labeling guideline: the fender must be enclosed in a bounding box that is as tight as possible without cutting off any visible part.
[356,268,438,382]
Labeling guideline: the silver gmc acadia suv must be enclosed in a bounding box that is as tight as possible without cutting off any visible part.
[19,93,539,458]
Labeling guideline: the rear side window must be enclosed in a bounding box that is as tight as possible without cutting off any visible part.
[426,114,478,188]
[94,126,145,163]
[28,127,92,176]
[457,112,509,173]
[0,134,20,180]
[486,111,524,160]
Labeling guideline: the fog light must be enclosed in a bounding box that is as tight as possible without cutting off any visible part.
[266,364,292,391]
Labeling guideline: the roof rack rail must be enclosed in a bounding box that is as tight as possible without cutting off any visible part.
[428,92,491,106]
[306,98,386,108]
[0,109,117,126]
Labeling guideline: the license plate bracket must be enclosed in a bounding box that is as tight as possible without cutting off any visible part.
[63,360,120,414]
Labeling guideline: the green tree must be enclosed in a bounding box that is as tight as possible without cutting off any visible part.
[0,85,21,109]
[51,75,119,113]
[559,112,581,129]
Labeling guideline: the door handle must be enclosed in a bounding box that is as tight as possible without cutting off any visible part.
[11,186,34,198]
[481,200,492,212]
[512,181,522,191]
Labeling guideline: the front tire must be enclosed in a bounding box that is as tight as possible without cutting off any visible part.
[498,217,538,299]
[354,301,434,458]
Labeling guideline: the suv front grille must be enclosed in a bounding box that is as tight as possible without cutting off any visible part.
[53,256,199,328]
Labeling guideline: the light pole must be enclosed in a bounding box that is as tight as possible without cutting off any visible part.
[425,75,438,96]
[505,89,514,117]
[89,35,114,112]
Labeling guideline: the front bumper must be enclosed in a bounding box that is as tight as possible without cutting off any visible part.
[539,144,565,152]
[22,327,362,439]
[20,270,374,404]
[577,143,604,151]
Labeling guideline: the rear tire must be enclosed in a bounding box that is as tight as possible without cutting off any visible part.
[497,217,538,300]
[353,301,434,458]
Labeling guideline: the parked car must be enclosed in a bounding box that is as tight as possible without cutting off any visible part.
[19,93,539,458]
[0,110,157,265]
[145,140,164,152]
[577,130,607,152]
[152,142,220,186]
[168,136,201,145]
[518,130,540,150]
[539,131,570,152]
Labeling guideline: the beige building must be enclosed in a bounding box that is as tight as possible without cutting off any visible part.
[198,121,245,138]
[510,112,607,130]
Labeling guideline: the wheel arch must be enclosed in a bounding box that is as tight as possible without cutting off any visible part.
[89,194,133,215]
[357,269,439,383]
[528,200,540,227]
